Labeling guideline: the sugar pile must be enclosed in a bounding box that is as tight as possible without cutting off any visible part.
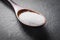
[18,11,45,26]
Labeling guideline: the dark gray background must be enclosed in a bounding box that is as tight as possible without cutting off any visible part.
[0,0,60,40]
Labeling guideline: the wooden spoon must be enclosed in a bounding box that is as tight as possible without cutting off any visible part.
[2,0,46,27]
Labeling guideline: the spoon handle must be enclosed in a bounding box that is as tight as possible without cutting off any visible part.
[2,0,23,14]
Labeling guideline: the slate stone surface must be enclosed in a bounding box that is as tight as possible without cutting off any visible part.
[0,0,60,40]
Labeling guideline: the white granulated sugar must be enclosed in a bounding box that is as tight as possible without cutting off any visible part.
[18,11,45,26]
